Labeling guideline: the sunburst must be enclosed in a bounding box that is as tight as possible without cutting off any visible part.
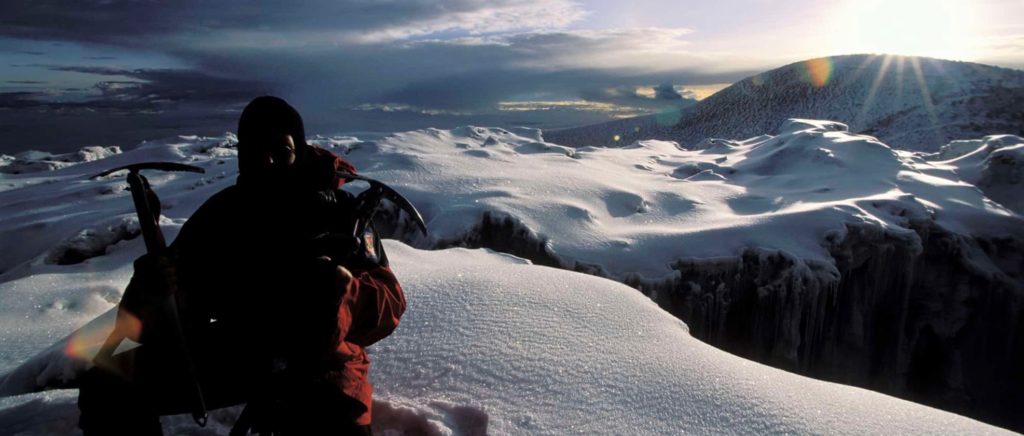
[846,55,943,137]
[829,0,977,60]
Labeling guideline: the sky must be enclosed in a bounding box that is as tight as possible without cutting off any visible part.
[2,0,1023,153]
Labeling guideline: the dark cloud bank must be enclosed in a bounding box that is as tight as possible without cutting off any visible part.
[0,0,753,153]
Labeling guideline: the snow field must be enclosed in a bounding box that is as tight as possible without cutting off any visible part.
[0,120,1020,434]
[368,241,1011,434]
[0,243,1011,434]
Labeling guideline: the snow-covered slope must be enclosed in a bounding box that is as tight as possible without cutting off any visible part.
[2,121,1015,280]
[341,122,1024,430]
[0,243,1013,435]
[0,121,1022,431]
[547,55,1024,151]
[337,120,1018,276]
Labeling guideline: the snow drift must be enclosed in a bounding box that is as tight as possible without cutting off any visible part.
[0,243,1013,435]
[929,134,1024,214]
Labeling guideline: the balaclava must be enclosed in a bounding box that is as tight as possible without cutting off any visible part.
[236,96,309,181]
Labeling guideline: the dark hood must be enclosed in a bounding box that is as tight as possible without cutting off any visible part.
[235,96,354,192]
[236,96,309,179]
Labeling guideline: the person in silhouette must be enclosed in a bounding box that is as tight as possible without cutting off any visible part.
[78,96,406,435]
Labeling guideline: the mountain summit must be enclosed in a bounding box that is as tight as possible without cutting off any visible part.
[547,54,1024,151]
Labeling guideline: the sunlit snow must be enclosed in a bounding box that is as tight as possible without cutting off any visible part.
[0,119,1019,434]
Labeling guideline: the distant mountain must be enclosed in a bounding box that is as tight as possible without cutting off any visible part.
[546,54,1024,151]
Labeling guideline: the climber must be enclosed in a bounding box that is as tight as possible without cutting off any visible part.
[77,96,406,435]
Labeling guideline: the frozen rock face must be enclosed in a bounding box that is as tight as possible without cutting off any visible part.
[636,221,1024,430]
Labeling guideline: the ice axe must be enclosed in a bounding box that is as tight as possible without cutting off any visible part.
[338,171,427,267]
[91,162,210,426]
[94,162,204,252]
[229,171,427,435]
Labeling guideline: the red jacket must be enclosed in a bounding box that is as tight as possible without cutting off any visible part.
[331,266,405,425]
[162,145,404,425]
[317,145,406,424]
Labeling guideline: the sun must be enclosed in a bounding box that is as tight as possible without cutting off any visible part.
[829,0,978,60]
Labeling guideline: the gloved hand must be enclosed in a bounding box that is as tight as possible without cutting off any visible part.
[121,253,176,310]
[306,189,356,233]
[306,232,360,265]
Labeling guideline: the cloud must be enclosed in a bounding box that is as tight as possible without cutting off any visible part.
[676,88,700,100]
[0,0,587,47]
[439,28,699,71]
[327,28,746,109]
[365,26,751,108]
[0,1,741,113]
[578,86,647,103]
[350,103,473,116]
[0,91,45,108]
[654,83,684,100]
[575,82,699,112]
[0,0,762,152]
[497,100,646,118]
[345,1,588,44]
[0,65,268,112]
[139,25,748,120]
[0,65,261,153]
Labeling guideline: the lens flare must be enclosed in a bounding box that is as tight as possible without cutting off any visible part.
[802,58,834,88]
[655,107,682,126]
[65,309,140,361]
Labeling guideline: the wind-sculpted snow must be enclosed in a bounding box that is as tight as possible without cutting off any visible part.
[332,119,1019,279]
[929,134,1024,214]
[0,146,122,175]
[547,55,1024,151]
[0,244,1012,434]
[0,120,1022,431]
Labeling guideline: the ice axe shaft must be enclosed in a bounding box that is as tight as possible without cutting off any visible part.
[92,162,209,427]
